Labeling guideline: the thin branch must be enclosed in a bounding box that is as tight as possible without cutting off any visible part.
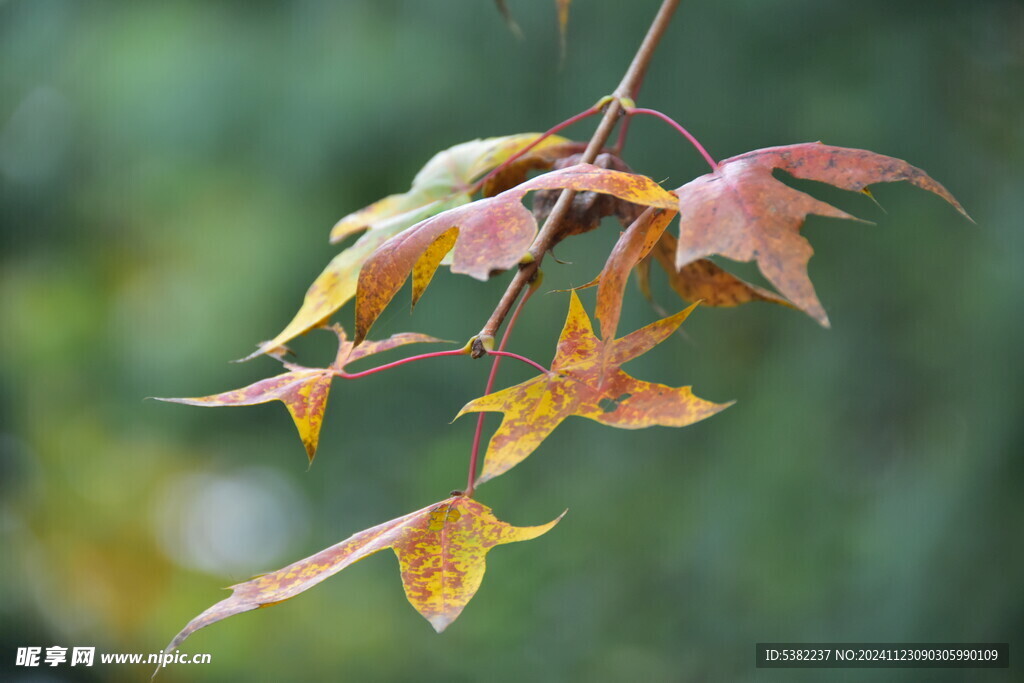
[333,342,546,382]
[473,0,682,355]
[471,106,600,195]
[611,112,634,157]
[465,284,537,497]
[334,349,467,379]
[611,40,654,155]
[486,350,548,376]
[626,107,718,171]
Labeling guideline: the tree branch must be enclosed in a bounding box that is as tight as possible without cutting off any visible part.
[464,282,537,497]
[472,0,682,356]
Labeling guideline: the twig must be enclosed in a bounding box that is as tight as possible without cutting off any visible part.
[472,0,682,356]
[625,107,718,171]
[465,283,538,497]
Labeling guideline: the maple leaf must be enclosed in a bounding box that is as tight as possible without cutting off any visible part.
[673,142,971,327]
[161,495,563,655]
[355,163,678,343]
[245,134,572,361]
[457,291,731,484]
[155,326,443,463]
[638,232,794,309]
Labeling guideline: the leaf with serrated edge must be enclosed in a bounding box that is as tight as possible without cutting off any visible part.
[156,326,443,463]
[673,142,970,327]
[355,163,678,342]
[457,291,731,483]
[160,495,563,657]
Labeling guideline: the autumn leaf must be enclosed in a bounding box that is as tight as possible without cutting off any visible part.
[244,134,572,361]
[532,152,647,242]
[639,232,794,309]
[355,163,678,343]
[330,134,573,244]
[156,369,332,463]
[595,207,677,342]
[155,326,443,463]
[457,291,730,484]
[161,495,563,655]
[673,142,971,327]
[242,198,467,363]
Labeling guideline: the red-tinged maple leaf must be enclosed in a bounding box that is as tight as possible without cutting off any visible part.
[154,326,443,463]
[244,134,573,362]
[673,142,971,327]
[457,290,731,484]
[160,495,563,657]
[594,207,677,342]
[355,163,679,343]
[638,232,794,309]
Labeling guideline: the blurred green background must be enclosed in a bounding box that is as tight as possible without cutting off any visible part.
[1,1,1020,681]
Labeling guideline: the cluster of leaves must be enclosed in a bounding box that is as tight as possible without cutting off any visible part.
[155,7,968,662]
[158,130,965,652]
